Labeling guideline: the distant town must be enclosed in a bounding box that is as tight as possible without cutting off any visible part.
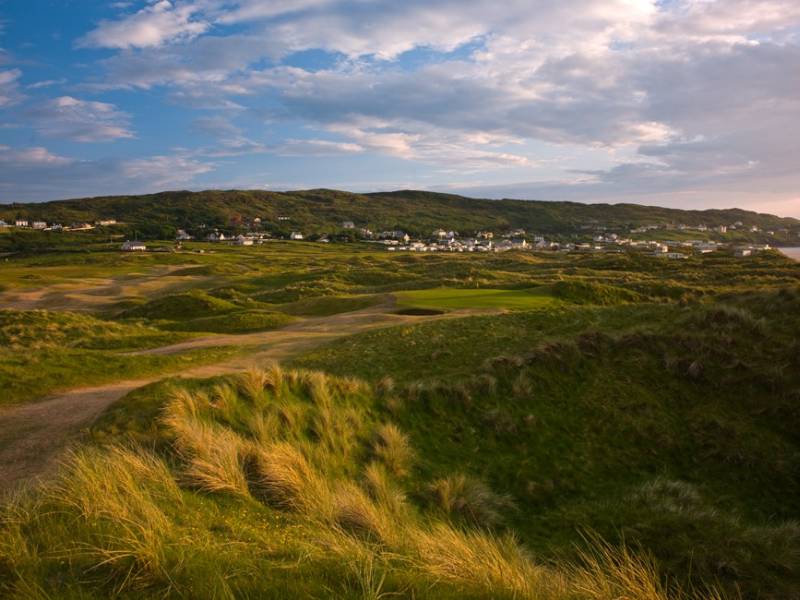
[1,216,795,259]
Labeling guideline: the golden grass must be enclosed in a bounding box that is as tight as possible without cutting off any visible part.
[428,473,515,527]
[0,367,728,599]
[373,423,414,478]
[162,394,250,497]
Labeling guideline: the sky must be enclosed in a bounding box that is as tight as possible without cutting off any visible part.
[0,1,799,216]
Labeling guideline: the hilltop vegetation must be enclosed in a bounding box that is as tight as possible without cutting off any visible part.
[2,188,798,239]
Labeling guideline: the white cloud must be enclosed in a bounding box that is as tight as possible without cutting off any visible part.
[122,154,214,186]
[0,145,73,166]
[5,0,797,209]
[0,68,23,107]
[276,138,364,156]
[79,0,209,49]
[26,96,134,142]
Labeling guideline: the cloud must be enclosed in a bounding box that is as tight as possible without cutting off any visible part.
[275,138,364,156]
[0,145,73,166]
[122,154,214,186]
[26,78,67,90]
[78,0,209,49]
[26,96,134,142]
[0,148,215,201]
[0,68,23,107]
[6,0,800,210]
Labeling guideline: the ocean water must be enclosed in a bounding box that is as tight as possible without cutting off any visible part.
[779,247,800,261]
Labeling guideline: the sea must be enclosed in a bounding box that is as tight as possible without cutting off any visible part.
[779,247,800,261]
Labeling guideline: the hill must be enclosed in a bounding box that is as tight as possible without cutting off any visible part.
[1,189,798,239]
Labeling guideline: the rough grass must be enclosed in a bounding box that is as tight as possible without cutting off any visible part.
[0,309,182,350]
[1,367,723,599]
[279,294,384,317]
[161,309,295,333]
[119,289,239,320]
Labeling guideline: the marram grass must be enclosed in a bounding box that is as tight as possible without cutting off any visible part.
[0,367,726,599]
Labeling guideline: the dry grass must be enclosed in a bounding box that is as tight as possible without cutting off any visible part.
[411,524,560,598]
[0,366,730,599]
[245,442,331,515]
[162,394,250,497]
[373,423,414,478]
[428,473,515,527]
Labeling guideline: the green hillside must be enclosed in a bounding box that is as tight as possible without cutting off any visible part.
[1,189,797,239]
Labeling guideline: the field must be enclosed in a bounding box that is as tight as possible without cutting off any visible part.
[1,237,799,599]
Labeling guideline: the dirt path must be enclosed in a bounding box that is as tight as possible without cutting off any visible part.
[0,303,468,493]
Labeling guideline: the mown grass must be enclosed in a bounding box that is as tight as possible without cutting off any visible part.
[2,366,724,599]
[395,287,559,311]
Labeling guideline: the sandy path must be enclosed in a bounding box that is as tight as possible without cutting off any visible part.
[0,304,463,493]
[0,264,206,312]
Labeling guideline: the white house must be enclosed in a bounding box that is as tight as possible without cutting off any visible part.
[207,232,227,242]
[15,219,28,227]
[341,221,355,229]
[176,229,193,241]
[121,240,147,252]
[32,221,47,230]
[234,235,254,246]
[290,232,304,240]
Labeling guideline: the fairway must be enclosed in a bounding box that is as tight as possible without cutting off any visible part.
[395,287,557,310]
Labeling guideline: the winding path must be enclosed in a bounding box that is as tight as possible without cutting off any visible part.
[0,303,459,493]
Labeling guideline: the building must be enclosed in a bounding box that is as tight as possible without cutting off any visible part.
[121,240,147,252]
[31,221,47,230]
[176,229,194,241]
[97,219,117,226]
[715,225,728,234]
[207,232,227,242]
[735,248,752,257]
[290,232,304,240]
[0,220,7,228]
[15,219,29,227]
[341,221,355,229]
[234,235,254,246]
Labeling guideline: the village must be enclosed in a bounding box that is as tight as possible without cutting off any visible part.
[0,215,784,259]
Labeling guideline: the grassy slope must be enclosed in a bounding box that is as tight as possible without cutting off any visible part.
[292,289,800,598]
[1,243,800,597]
[2,367,721,600]
[0,310,240,406]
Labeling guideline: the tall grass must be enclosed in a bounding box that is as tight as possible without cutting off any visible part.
[0,366,728,599]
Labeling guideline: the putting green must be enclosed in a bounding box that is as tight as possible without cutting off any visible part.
[395,287,557,311]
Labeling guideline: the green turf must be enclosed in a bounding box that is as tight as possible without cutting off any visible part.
[395,287,559,311]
